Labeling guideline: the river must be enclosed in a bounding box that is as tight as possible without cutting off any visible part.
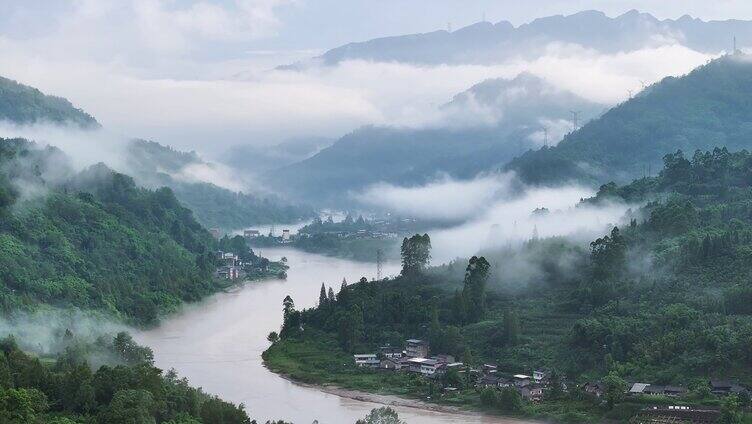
[137,247,535,424]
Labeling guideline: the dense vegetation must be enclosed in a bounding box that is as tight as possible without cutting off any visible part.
[507,56,752,186]
[265,148,752,422]
[0,138,224,326]
[0,332,252,423]
[0,76,98,128]
[126,139,314,230]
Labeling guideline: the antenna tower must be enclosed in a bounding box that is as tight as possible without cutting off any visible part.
[376,249,384,280]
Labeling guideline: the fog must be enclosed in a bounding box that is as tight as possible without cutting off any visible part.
[356,174,634,264]
[0,308,128,368]
[0,34,713,156]
[0,121,254,193]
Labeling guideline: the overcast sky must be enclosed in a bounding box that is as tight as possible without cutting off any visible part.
[0,1,747,155]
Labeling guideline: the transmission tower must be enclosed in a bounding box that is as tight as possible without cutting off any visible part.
[376,249,384,281]
[569,110,581,132]
[543,126,549,148]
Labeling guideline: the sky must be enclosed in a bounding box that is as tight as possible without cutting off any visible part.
[0,1,748,155]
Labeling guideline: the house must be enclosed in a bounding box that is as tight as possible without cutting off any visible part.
[478,375,501,388]
[434,354,455,364]
[282,229,291,242]
[533,370,547,384]
[513,374,532,387]
[630,383,651,395]
[710,380,747,396]
[353,354,379,368]
[664,386,688,397]
[217,266,241,280]
[405,339,429,358]
[519,384,544,402]
[379,358,402,371]
[406,357,430,373]
[419,359,441,376]
[481,364,498,375]
[243,229,260,238]
[643,385,666,396]
[583,382,606,398]
[378,345,403,359]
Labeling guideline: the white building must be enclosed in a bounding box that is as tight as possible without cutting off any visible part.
[353,354,379,368]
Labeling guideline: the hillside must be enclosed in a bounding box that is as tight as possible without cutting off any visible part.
[507,55,752,185]
[290,10,751,67]
[266,147,752,422]
[0,138,222,326]
[0,76,98,127]
[125,139,315,229]
[267,73,602,205]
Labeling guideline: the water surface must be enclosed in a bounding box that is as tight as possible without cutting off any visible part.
[138,247,535,424]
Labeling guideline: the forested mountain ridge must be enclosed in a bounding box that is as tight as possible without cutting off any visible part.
[126,139,315,229]
[0,138,222,326]
[266,147,752,422]
[0,76,98,128]
[288,10,751,67]
[267,73,602,205]
[507,55,752,185]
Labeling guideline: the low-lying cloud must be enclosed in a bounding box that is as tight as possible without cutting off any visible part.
[355,173,634,264]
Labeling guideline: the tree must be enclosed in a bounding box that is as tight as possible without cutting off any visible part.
[266,331,279,344]
[503,309,520,346]
[355,407,405,424]
[100,389,156,424]
[498,387,523,412]
[590,226,627,281]
[462,256,490,323]
[400,234,431,275]
[113,332,154,365]
[719,395,742,424]
[280,295,299,338]
[318,283,328,307]
[603,372,627,409]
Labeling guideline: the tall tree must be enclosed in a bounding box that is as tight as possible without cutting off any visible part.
[318,283,328,307]
[462,256,490,323]
[400,234,431,275]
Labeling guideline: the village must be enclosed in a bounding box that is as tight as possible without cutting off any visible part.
[353,339,750,421]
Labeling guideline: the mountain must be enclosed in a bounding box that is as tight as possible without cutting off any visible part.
[267,73,603,205]
[289,10,750,68]
[506,54,752,185]
[0,76,98,127]
[0,138,218,326]
[125,139,315,229]
[222,136,333,175]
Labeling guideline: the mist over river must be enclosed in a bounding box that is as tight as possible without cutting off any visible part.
[136,247,537,424]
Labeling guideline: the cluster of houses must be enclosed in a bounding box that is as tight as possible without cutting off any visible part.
[584,379,748,399]
[215,251,245,280]
[353,340,550,402]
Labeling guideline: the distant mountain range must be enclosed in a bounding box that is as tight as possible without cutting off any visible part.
[506,54,752,186]
[285,10,751,68]
[0,76,98,128]
[265,73,603,205]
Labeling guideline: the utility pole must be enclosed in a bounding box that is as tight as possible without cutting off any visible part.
[376,249,383,281]
[569,110,581,132]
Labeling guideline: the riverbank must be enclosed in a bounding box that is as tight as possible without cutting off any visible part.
[277,373,543,423]
[262,333,600,423]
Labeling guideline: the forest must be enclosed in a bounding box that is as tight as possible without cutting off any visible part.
[507,56,752,186]
[0,332,251,423]
[265,149,752,422]
[0,138,230,326]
